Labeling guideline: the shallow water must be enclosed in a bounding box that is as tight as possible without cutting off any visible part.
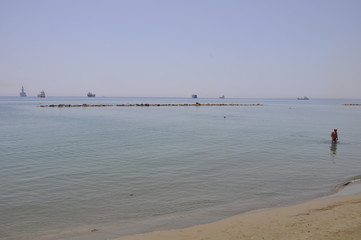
[1,97,361,240]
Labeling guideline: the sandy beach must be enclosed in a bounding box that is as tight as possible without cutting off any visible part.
[114,192,361,240]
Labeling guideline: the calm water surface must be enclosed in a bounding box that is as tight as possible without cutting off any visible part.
[1,97,361,240]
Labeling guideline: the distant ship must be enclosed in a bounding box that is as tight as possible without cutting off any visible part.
[297,96,309,100]
[20,86,27,97]
[219,95,225,99]
[37,91,46,98]
[87,92,96,97]
[192,94,198,98]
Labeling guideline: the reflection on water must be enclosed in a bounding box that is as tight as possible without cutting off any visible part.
[330,142,337,155]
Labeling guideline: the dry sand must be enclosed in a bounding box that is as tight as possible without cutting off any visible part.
[114,192,361,240]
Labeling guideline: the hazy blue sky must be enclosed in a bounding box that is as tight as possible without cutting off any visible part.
[1,0,360,98]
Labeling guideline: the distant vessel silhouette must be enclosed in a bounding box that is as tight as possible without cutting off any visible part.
[20,86,27,97]
[219,95,225,99]
[37,91,46,98]
[297,96,309,100]
[87,92,96,97]
[192,94,198,98]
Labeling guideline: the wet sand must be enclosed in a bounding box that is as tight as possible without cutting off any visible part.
[113,192,361,240]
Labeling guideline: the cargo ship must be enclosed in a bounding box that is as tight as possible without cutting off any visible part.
[20,86,27,97]
[37,91,46,98]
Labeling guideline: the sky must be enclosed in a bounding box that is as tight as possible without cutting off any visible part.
[1,0,360,98]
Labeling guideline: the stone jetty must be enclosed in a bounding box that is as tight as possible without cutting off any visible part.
[342,104,361,106]
[39,103,263,108]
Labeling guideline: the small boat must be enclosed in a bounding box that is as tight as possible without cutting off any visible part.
[87,92,96,97]
[297,96,309,100]
[20,86,27,97]
[192,94,198,98]
[219,95,225,99]
[37,91,46,98]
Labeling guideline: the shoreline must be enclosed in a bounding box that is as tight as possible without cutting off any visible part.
[112,184,361,240]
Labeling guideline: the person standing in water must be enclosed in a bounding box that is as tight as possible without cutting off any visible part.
[331,129,338,143]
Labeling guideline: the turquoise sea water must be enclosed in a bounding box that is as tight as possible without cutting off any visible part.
[1,97,361,240]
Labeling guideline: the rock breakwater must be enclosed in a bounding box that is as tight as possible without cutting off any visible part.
[39,103,263,108]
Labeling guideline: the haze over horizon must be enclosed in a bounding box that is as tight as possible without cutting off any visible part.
[1,0,361,98]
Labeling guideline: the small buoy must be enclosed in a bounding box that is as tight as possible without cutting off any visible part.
[224,116,226,119]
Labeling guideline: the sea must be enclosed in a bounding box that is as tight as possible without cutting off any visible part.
[1,97,361,240]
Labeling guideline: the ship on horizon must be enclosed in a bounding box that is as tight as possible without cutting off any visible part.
[87,92,96,97]
[37,90,46,98]
[297,96,309,100]
[20,86,27,97]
